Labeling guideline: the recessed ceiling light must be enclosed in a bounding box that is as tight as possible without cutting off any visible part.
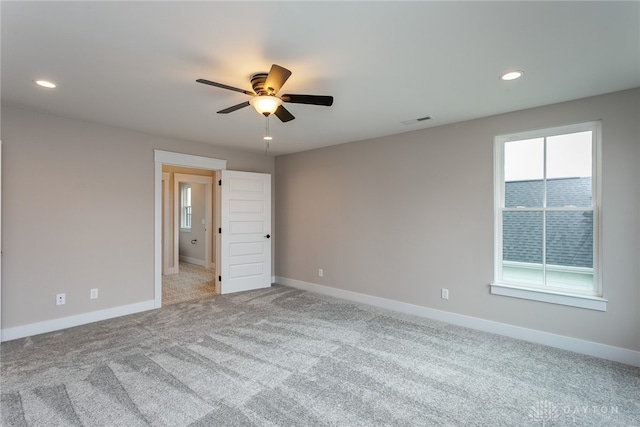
[263,136,273,141]
[34,79,57,89]
[500,70,524,81]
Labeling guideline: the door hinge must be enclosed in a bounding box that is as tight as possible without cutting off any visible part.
[218,179,222,186]
[218,227,221,234]
[218,275,222,282]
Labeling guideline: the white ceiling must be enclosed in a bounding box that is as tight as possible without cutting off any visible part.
[2,1,639,156]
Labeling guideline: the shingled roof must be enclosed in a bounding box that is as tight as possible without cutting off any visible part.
[503,177,593,268]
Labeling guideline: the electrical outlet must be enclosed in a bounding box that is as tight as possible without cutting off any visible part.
[56,293,66,305]
[90,288,99,299]
[441,288,449,300]
[318,268,324,277]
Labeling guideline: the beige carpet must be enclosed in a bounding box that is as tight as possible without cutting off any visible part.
[162,262,216,306]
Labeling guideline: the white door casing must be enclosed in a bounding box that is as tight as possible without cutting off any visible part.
[162,172,171,275]
[220,170,272,294]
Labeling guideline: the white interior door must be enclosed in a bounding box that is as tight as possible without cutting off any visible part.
[220,170,271,294]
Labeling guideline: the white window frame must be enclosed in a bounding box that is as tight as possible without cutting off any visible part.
[491,121,606,311]
[180,183,192,232]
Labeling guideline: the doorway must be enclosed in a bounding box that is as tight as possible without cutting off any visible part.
[154,150,272,309]
[161,168,215,305]
[154,151,226,309]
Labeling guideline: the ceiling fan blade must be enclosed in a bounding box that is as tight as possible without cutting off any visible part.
[274,105,295,122]
[217,101,250,114]
[196,79,254,96]
[282,94,334,106]
[263,64,292,95]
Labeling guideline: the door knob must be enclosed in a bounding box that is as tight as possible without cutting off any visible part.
[265,234,271,239]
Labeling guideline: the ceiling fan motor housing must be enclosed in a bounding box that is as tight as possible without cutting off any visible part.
[250,73,270,96]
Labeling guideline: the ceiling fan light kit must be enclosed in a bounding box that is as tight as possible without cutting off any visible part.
[249,95,282,116]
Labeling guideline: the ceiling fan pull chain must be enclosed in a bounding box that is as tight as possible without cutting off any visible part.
[265,116,270,155]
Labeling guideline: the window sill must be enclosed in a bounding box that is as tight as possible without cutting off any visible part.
[180,228,191,233]
[490,283,607,311]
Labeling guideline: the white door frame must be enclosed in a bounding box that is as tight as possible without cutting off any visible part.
[172,173,213,271]
[154,150,227,308]
[162,172,172,274]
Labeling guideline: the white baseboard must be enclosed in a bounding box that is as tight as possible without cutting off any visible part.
[275,276,640,367]
[0,300,156,342]
[179,256,206,267]
[164,262,215,275]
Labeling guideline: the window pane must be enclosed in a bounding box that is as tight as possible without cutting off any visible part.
[546,177,592,208]
[502,211,543,286]
[505,180,544,208]
[545,210,594,291]
[547,131,592,207]
[504,138,544,207]
[546,210,593,268]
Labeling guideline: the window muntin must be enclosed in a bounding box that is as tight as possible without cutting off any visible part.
[495,122,600,297]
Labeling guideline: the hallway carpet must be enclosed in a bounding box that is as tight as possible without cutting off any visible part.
[162,262,215,306]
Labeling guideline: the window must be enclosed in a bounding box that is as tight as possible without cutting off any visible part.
[180,183,192,231]
[492,121,605,310]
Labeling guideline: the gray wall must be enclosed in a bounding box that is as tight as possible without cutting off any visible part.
[1,106,274,329]
[275,88,640,351]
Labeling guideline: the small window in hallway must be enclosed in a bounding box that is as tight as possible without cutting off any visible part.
[180,183,192,231]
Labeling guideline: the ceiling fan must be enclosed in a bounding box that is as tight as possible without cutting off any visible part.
[196,64,333,123]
